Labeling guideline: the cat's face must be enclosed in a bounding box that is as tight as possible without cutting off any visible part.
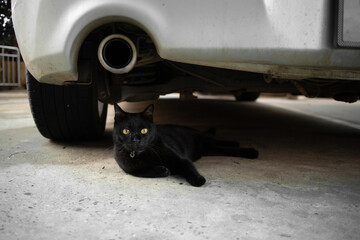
[113,104,157,155]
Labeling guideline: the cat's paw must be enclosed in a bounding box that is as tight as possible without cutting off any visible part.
[187,175,206,187]
[156,166,171,177]
[246,148,259,159]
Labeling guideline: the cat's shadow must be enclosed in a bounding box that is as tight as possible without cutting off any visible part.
[50,130,114,153]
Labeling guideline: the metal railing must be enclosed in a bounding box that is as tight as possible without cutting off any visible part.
[0,45,21,87]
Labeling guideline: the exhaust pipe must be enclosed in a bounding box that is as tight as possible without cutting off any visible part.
[98,34,137,74]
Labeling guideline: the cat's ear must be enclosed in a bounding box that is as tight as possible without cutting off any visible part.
[114,103,126,122]
[142,104,154,122]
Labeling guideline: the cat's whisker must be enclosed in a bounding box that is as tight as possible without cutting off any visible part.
[115,145,125,153]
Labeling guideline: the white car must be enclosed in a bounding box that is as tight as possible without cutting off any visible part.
[12,0,360,140]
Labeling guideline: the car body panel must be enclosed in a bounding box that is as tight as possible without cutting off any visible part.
[12,0,360,84]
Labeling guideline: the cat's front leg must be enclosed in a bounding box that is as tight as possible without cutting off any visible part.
[171,160,206,187]
[187,174,206,187]
[131,166,170,178]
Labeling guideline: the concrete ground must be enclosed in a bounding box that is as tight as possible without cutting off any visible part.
[0,90,360,240]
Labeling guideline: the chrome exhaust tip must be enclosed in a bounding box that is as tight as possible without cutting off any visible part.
[98,34,137,74]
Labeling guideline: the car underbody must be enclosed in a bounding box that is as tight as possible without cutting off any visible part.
[77,23,360,104]
[12,0,360,140]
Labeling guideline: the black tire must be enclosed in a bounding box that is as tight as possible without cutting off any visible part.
[27,72,107,140]
[234,92,260,102]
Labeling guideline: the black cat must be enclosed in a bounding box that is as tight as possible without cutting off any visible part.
[113,103,258,187]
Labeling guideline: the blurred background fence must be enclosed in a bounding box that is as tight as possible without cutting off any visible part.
[0,45,23,87]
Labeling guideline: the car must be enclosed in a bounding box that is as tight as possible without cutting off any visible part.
[12,0,360,140]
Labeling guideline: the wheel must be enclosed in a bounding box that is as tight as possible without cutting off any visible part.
[234,92,260,101]
[26,71,108,140]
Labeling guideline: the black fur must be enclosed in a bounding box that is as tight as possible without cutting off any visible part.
[113,104,258,187]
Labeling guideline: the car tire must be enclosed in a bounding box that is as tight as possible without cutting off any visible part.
[234,92,260,101]
[26,71,108,140]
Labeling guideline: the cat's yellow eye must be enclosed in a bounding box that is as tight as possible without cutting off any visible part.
[122,129,130,135]
[141,128,148,134]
